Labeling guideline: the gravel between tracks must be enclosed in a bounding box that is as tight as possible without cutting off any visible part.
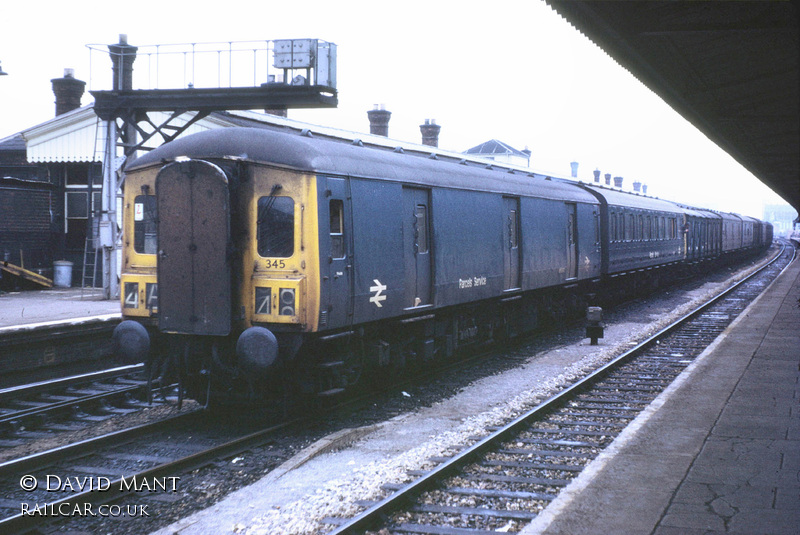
[5,253,771,535]
[152,251,774,535]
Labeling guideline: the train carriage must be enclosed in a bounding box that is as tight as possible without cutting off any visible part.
[689,207,723,259]
[113,125,772,405]
[721,212,744,252]
[115,127,602,402]
[740,215,758,249]
[681,206,716,261]
[582,186,685,275]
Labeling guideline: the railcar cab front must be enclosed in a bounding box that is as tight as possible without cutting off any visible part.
[113,150,321,404]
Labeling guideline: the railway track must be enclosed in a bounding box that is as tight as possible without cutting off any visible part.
[0,247,787,534]
[0,405,296,534]
[0,365,158,449]
[323,242,795,534]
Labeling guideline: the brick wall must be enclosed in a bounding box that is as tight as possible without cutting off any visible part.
[0,185,57,269]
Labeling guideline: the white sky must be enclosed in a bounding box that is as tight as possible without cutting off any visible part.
[0,0,793,219]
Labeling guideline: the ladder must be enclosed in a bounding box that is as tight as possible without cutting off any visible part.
[81,220,102,297]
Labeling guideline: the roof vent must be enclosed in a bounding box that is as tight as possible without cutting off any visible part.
[352,139,364,146]
[393,146,404,153]
[300,129,313,137]
[428,153,438,160]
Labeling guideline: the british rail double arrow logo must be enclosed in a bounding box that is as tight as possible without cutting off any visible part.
[370,279,387,307]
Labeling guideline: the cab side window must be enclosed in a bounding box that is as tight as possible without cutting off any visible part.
[133,195,157,254]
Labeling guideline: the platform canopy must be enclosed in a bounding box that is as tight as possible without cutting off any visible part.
[546,1,799,212]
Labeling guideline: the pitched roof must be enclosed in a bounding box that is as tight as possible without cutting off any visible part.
[464,139,529,158]
[0,133,26,152]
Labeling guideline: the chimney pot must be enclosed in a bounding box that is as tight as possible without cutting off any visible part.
[570,161,579,178]
[367,105,391,137]
[419,118,441,147]
[108,36,138,91]
[632,180,642,193]
[642,184,648,195]
[51,69,86,116]
[604,173,612,186]
[593,169,601,182]
[613,176,624,188]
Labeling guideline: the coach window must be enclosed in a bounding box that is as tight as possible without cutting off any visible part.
[620,214,626,241]
[610,213,617,242]
[330,199,345,259]
[509,209,519,248]
[133,195,157,254]
[628,214,635,241]
[415,204,429,253]
[257,196,294,258]
[594,211,601,244]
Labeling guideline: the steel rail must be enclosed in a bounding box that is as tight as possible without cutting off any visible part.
[328,243,792,534]
[0,365,149,428]
[0,364,144,402]
[0,415,292,534]
[0,384,144,425]
[0,409,199,478]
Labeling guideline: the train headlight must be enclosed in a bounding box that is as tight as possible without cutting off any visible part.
[255,287,272,315]
[279,287,295,316]
[124,282,139,309]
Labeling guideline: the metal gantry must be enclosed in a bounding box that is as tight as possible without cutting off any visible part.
[85,37,338,298]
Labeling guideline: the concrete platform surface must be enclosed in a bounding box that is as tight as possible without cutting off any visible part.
[523,254,800,535]
[0,287,120,330]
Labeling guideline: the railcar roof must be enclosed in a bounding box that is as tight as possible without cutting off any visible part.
[582,184,684,213]
[685,206,723,220]
[718,212,741,222]
[127,127,597,203]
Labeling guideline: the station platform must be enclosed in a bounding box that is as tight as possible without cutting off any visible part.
[523,254,800,535]
[0,287,119,331]
[0,287,121,376]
